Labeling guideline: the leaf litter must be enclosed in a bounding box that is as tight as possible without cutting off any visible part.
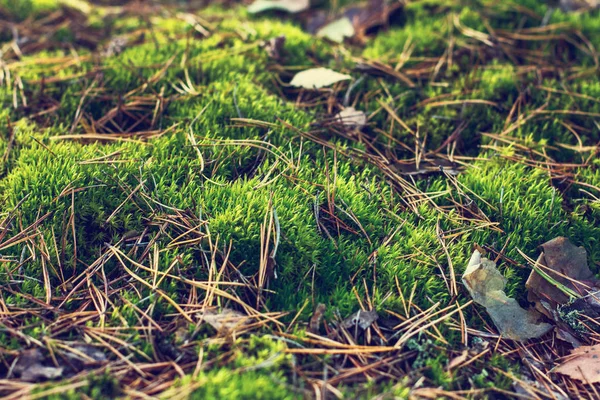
[316,17,355,43]
[463,237,600,391]
[11,349,64,382]
[462,250,553,341]
[464,237,600,344]
[554,344,600,383]
[8,345,109,383]
[289,67,352,89]
[526,236,598,318]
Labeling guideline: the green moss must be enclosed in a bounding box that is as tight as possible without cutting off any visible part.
[181,369,298,400]
[1,0,599,397]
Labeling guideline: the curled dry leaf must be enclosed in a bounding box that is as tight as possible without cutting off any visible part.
[290,67,352,89]
[526,236,598,318]
[462,250,553,341]
[248,0,310,14]
[335,107,367,128]
[553,344,600,383]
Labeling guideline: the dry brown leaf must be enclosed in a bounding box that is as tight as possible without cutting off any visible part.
[526,237,597,318]
[463,250,553,341]
[553,344,600,383]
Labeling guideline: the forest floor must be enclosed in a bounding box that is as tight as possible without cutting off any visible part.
[0,0,599,398]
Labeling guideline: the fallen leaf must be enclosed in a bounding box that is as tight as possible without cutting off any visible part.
[200,308,249,332]
[342,0,404,37]
[553,344,600,383]
[248,0,309,14]
[526,237,597,318]
[21,365,64,382]
[462,250,553,341]
[316,17,355,43]
[290,67,352,89]
[335,107,367,128]
[13,349,63,382]
[341,309,378,330]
